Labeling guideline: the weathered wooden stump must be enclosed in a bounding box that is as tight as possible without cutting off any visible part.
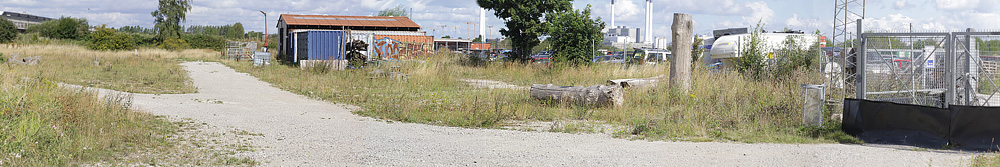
[529,84,624,107]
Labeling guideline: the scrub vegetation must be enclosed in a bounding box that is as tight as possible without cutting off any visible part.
[1,43,253,165]
[227,51,856,144]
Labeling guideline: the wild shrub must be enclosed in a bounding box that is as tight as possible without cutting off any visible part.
[160,37,190,50]
[183,34,224,51]
[735,22,767,79]
[88,26,135,51]
[28,17,89,40]
[0,17,16,43]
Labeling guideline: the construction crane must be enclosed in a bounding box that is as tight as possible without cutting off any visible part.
[466,22,479,40]
[435,25,448,38]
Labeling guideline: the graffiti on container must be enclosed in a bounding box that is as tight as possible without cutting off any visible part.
[373,37,400,59]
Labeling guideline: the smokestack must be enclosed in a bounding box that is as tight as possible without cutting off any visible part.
[611,0,615,28]
[645,0,652,43]
[480,8,486,39]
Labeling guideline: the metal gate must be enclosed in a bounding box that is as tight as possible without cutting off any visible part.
[857,23,1000,107]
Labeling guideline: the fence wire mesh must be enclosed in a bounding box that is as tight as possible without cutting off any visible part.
[859,30,1000,107]
[861,32,950,107]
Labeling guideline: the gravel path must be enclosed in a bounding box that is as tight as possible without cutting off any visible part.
[113,62,975,166]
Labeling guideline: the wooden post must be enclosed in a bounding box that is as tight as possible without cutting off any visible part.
[670,13,693,93]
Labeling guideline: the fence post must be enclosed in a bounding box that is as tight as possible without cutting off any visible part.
[965,28,974,105]
[946,32,955,107]
[856,19,866,100]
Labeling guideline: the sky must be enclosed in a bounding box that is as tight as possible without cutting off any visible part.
[2,0,999,40]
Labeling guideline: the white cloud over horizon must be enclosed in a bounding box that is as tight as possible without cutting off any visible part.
[0,0,998,40]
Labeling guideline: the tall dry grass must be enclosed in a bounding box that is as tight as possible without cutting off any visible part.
[2,44,217,94]
[1,44,253,165]
[228,51,856,143]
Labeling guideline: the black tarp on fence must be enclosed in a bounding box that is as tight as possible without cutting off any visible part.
[843,98,1000,150]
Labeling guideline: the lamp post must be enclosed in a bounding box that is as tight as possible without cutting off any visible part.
[260,10,267,47]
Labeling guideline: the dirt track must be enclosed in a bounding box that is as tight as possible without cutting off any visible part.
[104,62,975,166]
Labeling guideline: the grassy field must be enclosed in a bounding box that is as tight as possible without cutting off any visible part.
[226,51,857,143]
[1,44,253,165]
[2,44,215,94]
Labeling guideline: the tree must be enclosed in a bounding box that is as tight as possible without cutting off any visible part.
[692,36,705,63]
[28,17,88,40]
[0,17,15,43]
[377,5,408,17]
[545,5,604,65]
[478,0,572,62]
[152,0,192,40]
[472,35,483,42]
[229,22,244,39]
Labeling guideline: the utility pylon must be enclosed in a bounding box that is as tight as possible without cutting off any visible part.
[832,0,865,106]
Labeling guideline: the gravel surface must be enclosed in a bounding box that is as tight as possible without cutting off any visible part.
[106,62,976,166]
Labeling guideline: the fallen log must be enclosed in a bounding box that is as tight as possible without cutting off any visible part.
[607,75,665,90]
[8,54,40,65]
[529,84,624,107]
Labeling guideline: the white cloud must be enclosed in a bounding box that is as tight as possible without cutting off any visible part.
[936,0,996,12]
[741,1,774,25]
[893,0,914,10]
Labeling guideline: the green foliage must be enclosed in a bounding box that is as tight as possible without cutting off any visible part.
[160,37,190,50]
[183,34,223,50]
[28,17,89,40]
[545,5,604,66]
[0,17,16,43]
[472,35,483,42]
[977,38,1000,56]
[735,22,768,79]
[735,21,821,80]
[442,35,451,39]
[152,0,191,40]
[186,23,248,39]
[118,25,156,34]
[229,22,244,39]
[692,36,705,63]
[130,33,158,47]
[376,5,409,17]
[479,0,572,62]
[88,26,136,51]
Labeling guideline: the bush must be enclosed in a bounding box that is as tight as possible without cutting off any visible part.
[88,26,135,51]
[183,34,223,50]
[27,17,89,40]
[131,33,158,47]
[0,17,16,43]
[160,37,190,50]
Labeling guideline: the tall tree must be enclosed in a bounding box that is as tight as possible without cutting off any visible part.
[230,22,244,39]
[545,5,604,65]
[478,0,572,62]
[151,0,191,39]
[0,17,15,43]
[377,5,409,17]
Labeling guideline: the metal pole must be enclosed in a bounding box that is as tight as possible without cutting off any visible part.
[856,19,866,99]
[260,11,268,47]
[965,28,973,105]
[946,32,955,107]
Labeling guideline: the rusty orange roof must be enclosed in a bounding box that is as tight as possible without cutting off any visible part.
[280,14,421,28]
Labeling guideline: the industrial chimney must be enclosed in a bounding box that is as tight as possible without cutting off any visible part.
[644,0,652,43]
[611,0,615,28]
[480,8,486,39]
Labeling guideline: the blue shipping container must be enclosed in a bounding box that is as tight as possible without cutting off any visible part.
[291,30,347,62]
[306,31,346,61]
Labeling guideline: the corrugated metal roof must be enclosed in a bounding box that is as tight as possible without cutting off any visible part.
[281,14,420,29]
[1,11,53,23]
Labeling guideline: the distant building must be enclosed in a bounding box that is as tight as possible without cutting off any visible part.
[276,14,432,62]
[1,11,54,32]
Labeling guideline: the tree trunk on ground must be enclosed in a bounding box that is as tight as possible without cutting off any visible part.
[529,84,624,107]
[607,75,666,90]
[670,13,693,93]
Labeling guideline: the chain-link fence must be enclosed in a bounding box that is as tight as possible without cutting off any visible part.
[857,28,1000,107]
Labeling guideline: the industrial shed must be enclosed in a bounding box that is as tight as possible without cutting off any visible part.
[277,14,433,63]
